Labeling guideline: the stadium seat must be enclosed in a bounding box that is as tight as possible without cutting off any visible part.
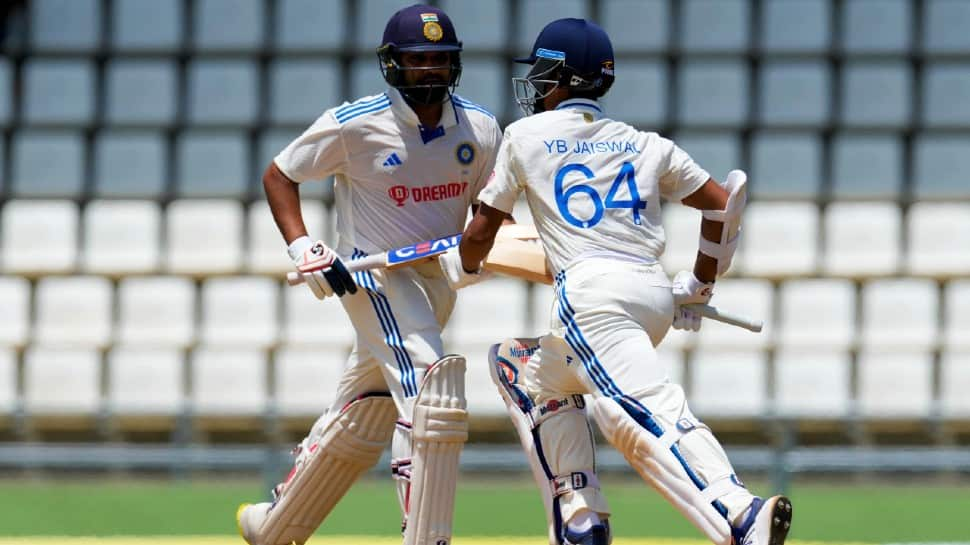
[22,60,94,126]
[923,0,970,54]
[659,205,702,279]
[913,134,970,200]
[738,202,819,277]
[773,350,851,419]
[696,279,773,349]
[34,276,113,349]
[757,61,831,128]
[104,60,178,126]
[248,200,327,274]
[166,199,244,275]
[823,202,901,277]
[282,286,356,347]
[860,279,939,351]
[269,60,341,125]
[175,131,249,198]
[23,347,101,418]
[750,132,822,200]
[354,0,418,51]
[943,281,970,351]
[350,57,388,102]
[922,63,970,128]
[456,59,505,120]
[840,62,912,128]
[0,277,30,348]
[677,61,749,128]
[906,203,970,277]
[447,278,530,346]
[857,350,934,419]
[515,0,590,51]
[192,0,264,51]
[117,276,196,348]
[93,131,167,199]
[600,0,669,53]
[111,0,183,52]
[777,279,856,351]
[604,59,667,127]
[1,200,78,275]
[689,349,767,418]
[30,0,100,52]
[0,349,15,419]
[107,347,184,420]
[257,130,330,200]
[759,0,830,53]
[200,277,279,349]
[273,346,346,421]
[841,0,911,53]
[830,133,904,200]
[439,0,508,51]
[11,130,85,198]
[0,59,11,126]
[190,348,268,418]
[82,200,162,275]
[940,350,970,418]
[186,60,258,126]
[681,0,750,53]
[274,0,345,51]
[673,132,741,183]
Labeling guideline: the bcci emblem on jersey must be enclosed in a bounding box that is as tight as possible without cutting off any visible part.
[455,142,475,165]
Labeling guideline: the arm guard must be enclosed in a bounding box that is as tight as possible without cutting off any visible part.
[698,170,747,276]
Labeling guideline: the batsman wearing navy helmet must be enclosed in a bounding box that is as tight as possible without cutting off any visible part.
[450,18,793,545]
[236,5,502,545]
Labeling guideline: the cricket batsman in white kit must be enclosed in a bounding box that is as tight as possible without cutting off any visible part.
[236,5,500,545]
[448,18,793,545]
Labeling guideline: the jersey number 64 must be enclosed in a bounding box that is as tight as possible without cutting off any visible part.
[554,161,647,228]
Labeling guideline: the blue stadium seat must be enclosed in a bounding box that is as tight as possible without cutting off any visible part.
[439,0,508,51]
[192,0,264,51]
[760,0,830,54]
[923,0,970,54]
[681,0,750,53]
[831,133,903,200]
[258,130,329,199]
[350,56,386,100]
[758,61,830,127]
[176,131,250,198]
[112,0,183,52]
[604,59,667,128]
[750,132,822,200]
[269,60,341,125]
[93,131,168,199]
[913,134,970,200]
[922,63,970,128]
[30,0,101,52]
[840,62,912,128]
[673,132,741,183]
[186,60,258,126]
[22,60,95,126]
[600,0,670,53]
[456,58,506,120]
[677,60,749,128]
[516,0,590,51]
[104,60,178,126]
[355,0,417,51]
[274,0,345,52]
[11,130,85,198]
[842,0,911,54]
[0,59,10,126]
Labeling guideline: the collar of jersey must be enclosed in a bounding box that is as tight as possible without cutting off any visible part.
[555,98,603,120]
[387,87,460,130]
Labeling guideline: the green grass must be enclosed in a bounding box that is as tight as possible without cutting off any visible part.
[1,476,968,543]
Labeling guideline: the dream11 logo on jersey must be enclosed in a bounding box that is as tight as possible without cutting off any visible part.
[387,182,469,207]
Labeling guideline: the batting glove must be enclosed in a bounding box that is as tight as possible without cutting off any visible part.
[288,236,357,299]
[671,270,714,332]
[438,247,491,290]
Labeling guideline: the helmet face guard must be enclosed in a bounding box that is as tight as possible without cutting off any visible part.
[378,44,462,105]
[513,56,563,116]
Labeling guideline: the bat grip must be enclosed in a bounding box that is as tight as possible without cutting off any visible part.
[683,303,764,333]
[285,253,387,287]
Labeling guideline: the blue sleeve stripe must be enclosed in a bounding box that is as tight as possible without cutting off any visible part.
[454,98,496,119]
[336,99,391,123]
[334,94,388,118]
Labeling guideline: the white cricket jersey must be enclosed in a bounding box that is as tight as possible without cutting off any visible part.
[478,98,710,275]
[275,87,502,257]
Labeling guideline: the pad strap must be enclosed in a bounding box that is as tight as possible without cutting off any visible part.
[530,394,587,427]
[551,470,601,499]
[701,475,743,504]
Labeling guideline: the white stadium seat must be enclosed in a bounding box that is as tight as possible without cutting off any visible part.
[689,349,768,418]
[739,202,819,277]
[107,347,184,416]
[34,276,113,348]
[777,279,856,351]
[82,200,161,274]
[166,199,243,275]
[23,347,100,416]
[0,349,16,415]
[940,351,970,418]
[190,347,267,416]
[1,199,78,274]
[274,346,346,418]
[282,284,355,347]
[247,200,328,274]
[860,278,939,351]
[446,277,529,346]
[943,280,970,351]
[857,350,933,419]
[906,202,970,277]
[117,276,196,348]
[696,279,774,349]
[200,276,279,348]
[773,349,851,419]
[0,276,31,348]
[660,205,702,276]
[823,202,901,277]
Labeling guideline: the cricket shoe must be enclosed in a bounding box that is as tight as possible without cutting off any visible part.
[563,521,611,545]
[731,495,793,545]
[236,502,271,545]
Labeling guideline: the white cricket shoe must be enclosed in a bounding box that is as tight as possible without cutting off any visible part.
[236,502,271,545]
[731,495,793,545]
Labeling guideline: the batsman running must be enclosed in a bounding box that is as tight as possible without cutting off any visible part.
[455,18,793,545]
[236,5,501,545]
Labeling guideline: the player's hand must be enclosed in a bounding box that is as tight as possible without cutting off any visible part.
[672,270,714,332]
[438,247,491,290]
[288,236,357,299]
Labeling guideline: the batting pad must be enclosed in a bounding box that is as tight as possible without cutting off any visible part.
[255,395,397,545]
[403,355,468,545]
[592,397,731,545]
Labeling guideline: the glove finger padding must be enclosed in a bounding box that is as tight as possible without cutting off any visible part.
[303,271,334,299]
[325,258,358,295]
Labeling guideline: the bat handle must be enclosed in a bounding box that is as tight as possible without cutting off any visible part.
[286,271,303,286]
[683,303,764,333]
[285,253,386,287]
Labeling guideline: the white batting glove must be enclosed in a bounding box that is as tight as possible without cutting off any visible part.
[288,236,357,300]
[671,270,714,332]
[438,247,490,290]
